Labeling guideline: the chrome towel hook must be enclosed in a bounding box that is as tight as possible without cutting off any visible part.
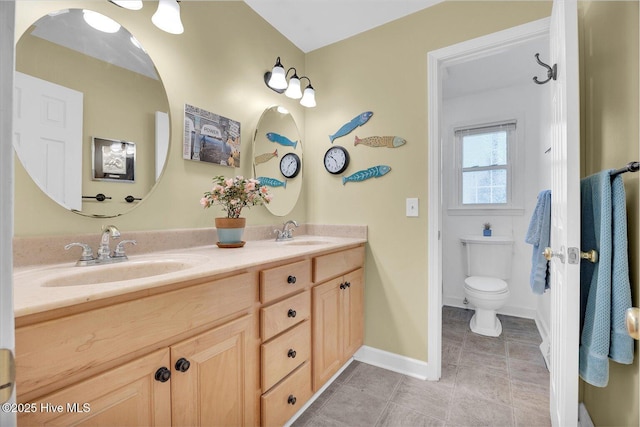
[533,53,557,85]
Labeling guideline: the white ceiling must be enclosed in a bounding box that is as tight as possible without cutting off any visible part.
[243,0,445,53]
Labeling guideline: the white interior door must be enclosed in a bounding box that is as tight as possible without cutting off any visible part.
[13,72,83,211]
[548,0,580,425]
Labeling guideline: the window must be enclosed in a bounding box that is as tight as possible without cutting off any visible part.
[454,121,518,210]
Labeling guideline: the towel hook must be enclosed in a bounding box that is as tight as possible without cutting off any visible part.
[533,53,557,85]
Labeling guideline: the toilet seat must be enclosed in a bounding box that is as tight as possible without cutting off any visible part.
[464,276,508,294]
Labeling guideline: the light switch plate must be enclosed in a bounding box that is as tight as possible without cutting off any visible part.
[406,198,419,217]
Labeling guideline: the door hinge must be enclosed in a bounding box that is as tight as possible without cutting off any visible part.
[0,349,15,404]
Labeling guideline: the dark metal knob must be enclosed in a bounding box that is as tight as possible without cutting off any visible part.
[287,349,297,358]
[287,395,297,405]
[287,275,297,284]
[288,309,297,318]
[154,367,171,383]
[175,357,191,372]
[340,283,345,290]
[344,282,351,288]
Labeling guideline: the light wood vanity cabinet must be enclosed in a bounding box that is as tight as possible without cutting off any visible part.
[15,243,365,427]
[312,247,365,391]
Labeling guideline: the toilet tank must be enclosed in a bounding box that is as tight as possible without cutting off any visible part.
[460,235,514,280]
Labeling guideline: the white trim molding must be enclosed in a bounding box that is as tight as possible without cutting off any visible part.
[354,345,430,380]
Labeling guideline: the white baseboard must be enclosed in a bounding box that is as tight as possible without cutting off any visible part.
[578,402,595,427]
[443,297,536,319]
[354,345,429,380]
[535,311,551,371]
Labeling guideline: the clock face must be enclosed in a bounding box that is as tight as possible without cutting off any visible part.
[279,152,301,179]
[324,146,350,175]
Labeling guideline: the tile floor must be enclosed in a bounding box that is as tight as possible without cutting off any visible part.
[292,306,551,427]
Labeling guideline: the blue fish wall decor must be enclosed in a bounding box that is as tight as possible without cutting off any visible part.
[266,132,298,149]
[329,111,373,143]
[342,165,391,185]
[256,176,287,188]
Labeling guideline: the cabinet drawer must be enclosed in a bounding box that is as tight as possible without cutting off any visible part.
[261,291,310,341]
[261,320,310,391]
[313,246,364,283]
[261,361,312,427]
[260,259,312,303]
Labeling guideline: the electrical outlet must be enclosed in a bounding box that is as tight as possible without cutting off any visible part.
[406,198,419,217]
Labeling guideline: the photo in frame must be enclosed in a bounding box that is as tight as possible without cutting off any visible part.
[183,103,241,167]
[92,137,136,182]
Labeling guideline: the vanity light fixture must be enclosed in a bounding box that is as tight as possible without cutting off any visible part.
[152,0,184,34]
[83,10,121,33]
[108,0,143,10]
[264,57,317,107]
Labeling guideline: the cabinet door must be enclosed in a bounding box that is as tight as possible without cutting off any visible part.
[312,277,343,391]
[170,315,256,427]
[342,268,364,358]
[18,349,171,426]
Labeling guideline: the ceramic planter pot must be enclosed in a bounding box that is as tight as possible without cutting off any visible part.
[215,217,246,246]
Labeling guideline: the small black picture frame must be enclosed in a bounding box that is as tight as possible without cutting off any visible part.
[92,137,136,183]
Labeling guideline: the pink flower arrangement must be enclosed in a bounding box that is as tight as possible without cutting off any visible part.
[201,175,271,219]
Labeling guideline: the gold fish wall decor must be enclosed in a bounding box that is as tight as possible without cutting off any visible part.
[354,135,406,148]
[254,149,278,165]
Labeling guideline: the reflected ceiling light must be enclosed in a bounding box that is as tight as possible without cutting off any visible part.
[83,10,121,33]
[108,1,143,10]
[264,57,317,107]
[152,0,184,35]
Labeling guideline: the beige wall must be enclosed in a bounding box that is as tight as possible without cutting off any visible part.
[14,1,307,236]
[579,1,639,425]
[305,1,551,361]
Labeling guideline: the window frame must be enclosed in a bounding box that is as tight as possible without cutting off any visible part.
[448,120,524,215]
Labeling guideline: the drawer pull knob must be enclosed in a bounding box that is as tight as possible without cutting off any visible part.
[154,367,171,383]
[288,309,297,318]
[287,349,297,358]
[287,395,297,405]
[287,275,297,284]
[345,282,351,288]
[175,357,191,373]
[339,283,345,290]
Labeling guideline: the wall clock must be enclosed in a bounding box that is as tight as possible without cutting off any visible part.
[280,152,301,179]
[324,146,350,175]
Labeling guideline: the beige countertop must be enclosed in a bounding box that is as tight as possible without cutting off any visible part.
[13,235,366,318]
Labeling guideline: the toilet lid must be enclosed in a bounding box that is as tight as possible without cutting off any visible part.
[464,276,508,293]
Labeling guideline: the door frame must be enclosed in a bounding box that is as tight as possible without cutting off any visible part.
[426,18,550,381]
[0,1,16,425]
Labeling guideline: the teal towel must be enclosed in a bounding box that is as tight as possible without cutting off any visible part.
[579,171,634,388]
[525,190,551,294]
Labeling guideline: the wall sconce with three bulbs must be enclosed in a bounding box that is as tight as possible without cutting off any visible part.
[109,0,184,35]
[264,57,316,108]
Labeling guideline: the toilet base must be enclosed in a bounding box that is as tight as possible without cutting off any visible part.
[470,310,503,337]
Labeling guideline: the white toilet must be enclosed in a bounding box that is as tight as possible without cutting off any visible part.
[460,235,514,337]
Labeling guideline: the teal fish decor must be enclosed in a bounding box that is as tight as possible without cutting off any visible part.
[329,111,373,143]
[266,132,298,149]
[257,176,287,188]
[342,165,391,185]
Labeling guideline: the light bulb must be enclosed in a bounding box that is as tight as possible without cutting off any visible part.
[83,10,121,33]
[152,0,184,35]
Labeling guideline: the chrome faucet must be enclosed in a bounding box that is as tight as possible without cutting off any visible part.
[274,220,298,241]
[98,225,121,261]
[65,225,136,266]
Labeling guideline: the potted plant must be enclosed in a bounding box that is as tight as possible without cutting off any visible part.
[201,175,272,246]
[483,222,492,237]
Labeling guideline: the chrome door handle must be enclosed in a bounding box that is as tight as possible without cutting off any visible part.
[626,307,639,340]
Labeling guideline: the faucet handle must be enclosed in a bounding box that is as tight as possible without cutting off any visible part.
[64,243,95,261]
[113,240,137,258]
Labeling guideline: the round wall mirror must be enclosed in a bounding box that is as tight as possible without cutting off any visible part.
[14,9,170,218]
[253,106,303,217]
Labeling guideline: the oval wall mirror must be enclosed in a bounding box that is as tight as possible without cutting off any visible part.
[14,9,170,218]
[253,106,303,217]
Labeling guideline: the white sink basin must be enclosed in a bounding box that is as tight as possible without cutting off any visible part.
[40,254,210,287]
